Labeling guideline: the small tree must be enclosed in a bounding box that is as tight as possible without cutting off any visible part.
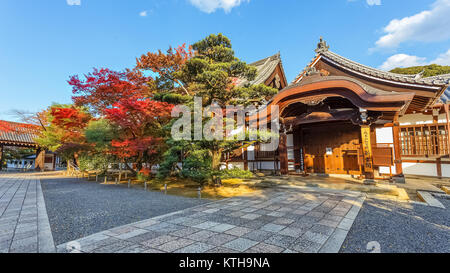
[104,97,174,173]
[34,104,92,165]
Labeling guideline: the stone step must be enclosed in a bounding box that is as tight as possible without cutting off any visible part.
[417,191,446,209]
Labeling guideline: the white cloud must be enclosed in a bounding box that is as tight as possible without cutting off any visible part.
[139,11,148,17]
[379,54,427,70]
[367,0,381,6]
[188,0,249,13]
[431,49,450,65]
[379,49,450,71]
[375,0,450,49]
[67,0,81,6]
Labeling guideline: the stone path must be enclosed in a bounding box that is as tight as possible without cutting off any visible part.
[57,187,366,253]
[0,173,55,253]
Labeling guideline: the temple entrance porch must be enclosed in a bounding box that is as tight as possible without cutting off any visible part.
[295,122,362,176]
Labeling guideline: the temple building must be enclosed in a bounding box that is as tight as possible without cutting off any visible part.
[234,38,450,181]
[0,120,57,171]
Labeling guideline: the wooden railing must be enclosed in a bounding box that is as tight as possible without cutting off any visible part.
[400,124,449,157]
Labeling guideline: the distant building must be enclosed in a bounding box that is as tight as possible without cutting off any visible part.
[0,120,57,171]
[6,154,36,170]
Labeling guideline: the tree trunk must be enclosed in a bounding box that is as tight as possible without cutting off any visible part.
[211,149,223,171]
[124,161,137,175]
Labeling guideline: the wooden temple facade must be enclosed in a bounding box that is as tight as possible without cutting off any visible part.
[0,121,56,171]
[232,38,450,181]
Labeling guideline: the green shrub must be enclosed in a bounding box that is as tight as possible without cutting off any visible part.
[78,153,113,174]
[219,167,253,179]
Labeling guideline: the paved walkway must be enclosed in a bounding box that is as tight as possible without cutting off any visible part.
[0,173,55,253]
[41,175,209,245]
[57,187,366,253]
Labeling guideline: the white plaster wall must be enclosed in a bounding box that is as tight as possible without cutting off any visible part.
[249,161,279,171]
[376,127,396,174]
[287,134,294,147]
[402,162,437,177]
[379,166,396,175]
[287,149,295,160]
[376,127,394,143]
[399,113,447,126]
[247,145,255,161]
[441,164,450,178]
[224,162,245,170]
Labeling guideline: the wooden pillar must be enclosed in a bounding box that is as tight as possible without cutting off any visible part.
[293,127,302,173]
[279,133,289,175]
[433,107,442,179]
[445,104,450,155]
[243,148,248,171]
[361,125,374,180]
[0,145,3,170]
[437,158,443,178]
[392,114,403,176]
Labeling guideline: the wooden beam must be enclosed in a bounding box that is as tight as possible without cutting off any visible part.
[279,133,289,175]
[293,127,302,172]
[361,125,375,179]
[243,147,248,171]
[445,104,450,158]
[437,158,443,179]
[392,114,403,176]
[0,145,3,171]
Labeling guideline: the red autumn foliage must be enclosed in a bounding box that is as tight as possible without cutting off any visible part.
[50,107,92,143]
[136,44,192,94]
[111,138,160,159]
[138,167,152,178]
[68,68,153,113]
[136,44,192,77]
[51,107,91,130]
[105,97,174,159]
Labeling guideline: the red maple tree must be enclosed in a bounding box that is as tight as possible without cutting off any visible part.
[104,97,174,169]
[68,68,153,114]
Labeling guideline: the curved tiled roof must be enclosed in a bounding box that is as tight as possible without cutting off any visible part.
[0,120,39,146]
[293,39,450,89]
[238,53,283,86]
[437,87,450,104]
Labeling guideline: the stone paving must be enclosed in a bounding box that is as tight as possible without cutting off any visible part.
[0,173,55,253]
[57,187,366,253]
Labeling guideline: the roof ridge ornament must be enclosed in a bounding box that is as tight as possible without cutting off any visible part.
[315,36,330,54]
[414,69,425,80]
[305,66,320,77]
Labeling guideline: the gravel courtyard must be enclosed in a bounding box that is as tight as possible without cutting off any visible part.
[57,187,366,253]
[341,196,450,253]
[3,172,449,253]
[40,177,210,245]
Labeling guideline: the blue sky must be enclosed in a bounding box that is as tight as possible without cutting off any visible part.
[1,0,450,121]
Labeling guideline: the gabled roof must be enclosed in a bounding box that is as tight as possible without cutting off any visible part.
[237,53,285,87]
[0,120,39,147]
[293,38,450,89]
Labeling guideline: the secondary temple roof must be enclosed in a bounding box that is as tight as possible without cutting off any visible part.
[237,53,287,88]
[0,120,39,147]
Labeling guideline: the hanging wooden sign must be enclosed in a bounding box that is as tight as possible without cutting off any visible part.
[361,125,373,172]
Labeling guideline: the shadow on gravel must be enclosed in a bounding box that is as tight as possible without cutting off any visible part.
[40,176,210,245]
